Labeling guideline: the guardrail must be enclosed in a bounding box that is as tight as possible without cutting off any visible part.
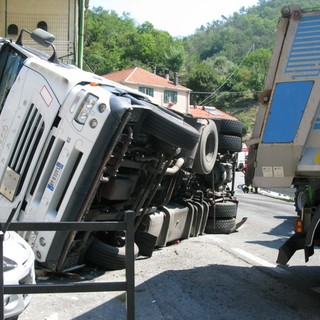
[0,210,135,320]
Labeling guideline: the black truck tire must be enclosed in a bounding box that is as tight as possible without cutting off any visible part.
[219,119,242,137]
[142,106,200,150]
[85,237,139,270]
[205,218,236,234]
[192,120,218,174]
[218,134,242,153]
[209,201,238,219]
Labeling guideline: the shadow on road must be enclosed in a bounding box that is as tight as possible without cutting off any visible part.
[245,215,296,250]
[71,263,320,320]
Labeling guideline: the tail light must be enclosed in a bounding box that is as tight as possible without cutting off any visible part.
[294,217,303,233]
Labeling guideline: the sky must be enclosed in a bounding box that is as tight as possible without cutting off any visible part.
[89,0,260,37]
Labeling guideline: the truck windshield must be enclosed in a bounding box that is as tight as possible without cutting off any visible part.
[0,44,25,113]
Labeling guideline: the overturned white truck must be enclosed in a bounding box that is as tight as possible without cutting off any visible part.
[247,6,320,265]
[0,28,242,272]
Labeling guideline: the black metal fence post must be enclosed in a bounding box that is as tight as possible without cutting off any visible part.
[1,210,136,320]
[0,231,4,320]
[125,210,135,320]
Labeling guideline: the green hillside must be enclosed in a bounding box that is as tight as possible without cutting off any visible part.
[85,0,320,139]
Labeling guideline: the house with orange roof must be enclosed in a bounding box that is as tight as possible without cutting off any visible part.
[103,66,238,121]
[188,105,238,120]
[103,67,191,113]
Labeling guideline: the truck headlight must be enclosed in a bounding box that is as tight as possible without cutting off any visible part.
[75,93,98,125]
[3,257,18,272]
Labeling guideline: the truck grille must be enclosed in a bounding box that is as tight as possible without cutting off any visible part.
[27,134,83,219]
[0,104,44,200]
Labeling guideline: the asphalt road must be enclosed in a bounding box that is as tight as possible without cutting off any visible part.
[19,172,320,320]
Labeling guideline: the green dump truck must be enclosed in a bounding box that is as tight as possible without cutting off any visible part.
[247,5,320,265]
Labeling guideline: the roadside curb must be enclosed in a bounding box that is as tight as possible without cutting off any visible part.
[238,182,294,202]
[257,188,294,202]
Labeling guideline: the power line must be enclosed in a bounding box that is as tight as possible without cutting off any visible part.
[192,90,261,95]
[199,44,255,106]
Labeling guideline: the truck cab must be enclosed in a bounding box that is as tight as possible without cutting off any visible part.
[0,28,242,272]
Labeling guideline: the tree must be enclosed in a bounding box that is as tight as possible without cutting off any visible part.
[84,7,137,74]
[85,10,185,75]
[227,48,272,95]
[164,44,186,73]
[184,57,235,106]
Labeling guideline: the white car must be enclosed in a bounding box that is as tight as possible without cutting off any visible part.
[3,231,35,320]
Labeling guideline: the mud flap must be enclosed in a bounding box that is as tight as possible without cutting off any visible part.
[276,233,305,265]
[305,206,320,262]
[135,230,157,257]
[277,207,320,264]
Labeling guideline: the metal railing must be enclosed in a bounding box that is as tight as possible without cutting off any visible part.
[0,210,135,320]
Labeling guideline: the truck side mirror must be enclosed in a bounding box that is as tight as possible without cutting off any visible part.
[31,28,55,47]
[16,28,59,64]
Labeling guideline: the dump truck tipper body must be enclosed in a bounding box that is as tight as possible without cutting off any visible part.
[247,6,320,264]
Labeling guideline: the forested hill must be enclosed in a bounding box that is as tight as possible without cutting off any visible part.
[188,0,320,62]
[85,0,320,136]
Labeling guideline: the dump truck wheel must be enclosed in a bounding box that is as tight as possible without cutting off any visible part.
[193,120,218,174]
[142,106,200,150]
[85,238,139,270]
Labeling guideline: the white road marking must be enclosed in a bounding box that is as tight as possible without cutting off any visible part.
[232,247,289,274]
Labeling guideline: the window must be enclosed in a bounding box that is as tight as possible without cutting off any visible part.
[0,45,26,113]
[164,90,177,103]
[139,87,154,97]
[37,21,48,31]
[8,24,18,35]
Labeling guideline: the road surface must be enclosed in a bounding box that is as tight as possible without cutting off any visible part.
[19,172,320,319]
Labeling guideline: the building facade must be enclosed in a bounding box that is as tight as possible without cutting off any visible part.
[103,67,191,113]
[0,0,80,64]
